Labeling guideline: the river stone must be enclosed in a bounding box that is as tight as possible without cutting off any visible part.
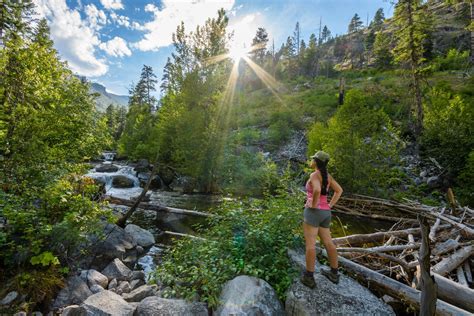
[0,291,18,305]
[285,249,395,316]
[427,176,441,188]
[130,279,145,291]
[214,275,284,316]
[80,290,135,316]
[90,224,137,270]
[61,305,82,316]
[122,285,156,302]
[102,258,132,281]
[137,173,163,189]
[135,297,208,316]
[112,175,135,188]
[130,270,146,281]
[116,281,131,295]
[108,278,118,290]
[52,276,92,309]
[125,224,155,248]
[80,269,108,289]
[90,284,105,294]
[95,164,119,173]
[134,159,150,173]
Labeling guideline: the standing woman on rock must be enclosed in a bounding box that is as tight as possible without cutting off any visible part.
[301,151,343,288]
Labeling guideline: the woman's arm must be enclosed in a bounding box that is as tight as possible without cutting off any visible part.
[311,173,321,209]
[329,175,343,208]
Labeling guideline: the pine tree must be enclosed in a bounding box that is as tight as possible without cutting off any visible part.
[293,22,301,56]
[321,25,331,43]
[0,0,35,44]
[373,31,393,68]
[348,13,363,33]
[251,27,269,64]
[370,8,385,30]
[393,0,431,137]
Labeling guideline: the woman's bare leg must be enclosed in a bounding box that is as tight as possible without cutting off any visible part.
[303,222,319,272]
[318,227,338,269]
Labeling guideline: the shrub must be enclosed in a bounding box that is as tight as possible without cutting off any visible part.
[432,49,469,71]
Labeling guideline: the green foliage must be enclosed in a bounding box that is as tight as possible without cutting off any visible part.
[307,90,401,195]
[155,193,302,307]
[457,151,474,206]
[432,49,469,71]
[30,251,60,267]
[373,32,393,69]
[421,88,474,198]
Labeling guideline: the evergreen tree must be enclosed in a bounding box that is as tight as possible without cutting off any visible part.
[321,25,331,43]
[348,13,363,33]
[370,8,385,30]
[251,27,269,64]
[293,22,301,56]
[393,0,431,137]
[0,0,35,44]
[373,31,393,68]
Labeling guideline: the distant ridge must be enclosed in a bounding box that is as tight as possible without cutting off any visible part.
[90,82,129,112]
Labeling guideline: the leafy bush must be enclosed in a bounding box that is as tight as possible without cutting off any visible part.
[307,90,401,195]
[456,151,474,206]
[155,193,303,308]
[432,49,469,71]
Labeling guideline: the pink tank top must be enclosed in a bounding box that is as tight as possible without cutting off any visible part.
[305,172,331,210]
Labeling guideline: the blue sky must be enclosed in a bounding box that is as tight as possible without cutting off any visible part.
[34,0,394,96]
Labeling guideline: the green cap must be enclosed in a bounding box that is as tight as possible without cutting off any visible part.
[311,150,330,162]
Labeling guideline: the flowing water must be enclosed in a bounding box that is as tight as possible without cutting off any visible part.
[86,157,392,280]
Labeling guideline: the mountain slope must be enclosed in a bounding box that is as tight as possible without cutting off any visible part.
[90,82,129,112]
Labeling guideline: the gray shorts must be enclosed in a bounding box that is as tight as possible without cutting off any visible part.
[304,207,331,228]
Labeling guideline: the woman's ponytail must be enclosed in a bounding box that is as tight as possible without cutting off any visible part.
[315,158,328,195]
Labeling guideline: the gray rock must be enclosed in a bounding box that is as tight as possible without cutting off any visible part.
[136,297,208,316]
[90,284,105,294]
[95,164,119,173]
[116,281,131,295]
[427,176,441,188]
[414,177,423,185]
[80,290,135,316]
[137,173,162,189]
[102,258,132,281]
[125,224,155,248]
[130,270,146,281]
[108,278,118,290]
[214,275,284,316]
[112,175,135,188]
[13,312,26,316]
[285,249,394,316]
[31,312,43,316]
[136,246,145,255]
[90,224,137,270]
[130,279,145,291]
[0,291,18,305]
[52,276,92,309]
[80,269,108,288]
[420,170,428,178]
[134,159,150,173]
[61,305,83,316]
[122,285,155,302]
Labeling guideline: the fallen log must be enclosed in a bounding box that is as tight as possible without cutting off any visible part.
[318,248,472,315]
[431,238,460,257]
[332,225,450,246]
[408,234,421,288]
[333,205,418,223]
[337,243,420,253]
[464,261,472,283]
[429,207,446,242]
[418,215,437,316]
[339,250,411,271]
[432,272,474,312]
[163,231,206,241]
[105,196,214,218]
[456,266,468,287]
[432,245,474,276]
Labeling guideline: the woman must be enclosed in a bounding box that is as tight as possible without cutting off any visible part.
[301,150,343,288]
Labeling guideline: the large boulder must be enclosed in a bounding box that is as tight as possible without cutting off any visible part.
[79,290,135,316]
[102,258,132,281]
[124,224,155,248]
[158,167,175,187]
[137,172,163,189]
[80,269,108,289]
[214,275,284,316]
[112,175,135,188]
[134,159,150,173]
[135,297,208,316]
[52,276,92,309]
[0,291,18,305]
[89,224,137,270]
[95,164,119,173]
[285,249,395,316]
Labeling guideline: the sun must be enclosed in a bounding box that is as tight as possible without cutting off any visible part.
[228,43,248,62]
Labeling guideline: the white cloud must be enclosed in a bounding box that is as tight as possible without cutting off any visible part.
[33,0,108,77]
[134,0,235,52]
[85,4,107,30]
[110,12,130,28]
[100,0,124,10]
[99,36,132,57]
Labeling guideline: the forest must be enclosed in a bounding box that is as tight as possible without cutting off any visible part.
[0,0,473,315]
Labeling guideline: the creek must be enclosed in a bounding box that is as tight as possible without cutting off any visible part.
[86,153,392,280]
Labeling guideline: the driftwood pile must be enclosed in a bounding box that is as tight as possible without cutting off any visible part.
[330,192,474,315]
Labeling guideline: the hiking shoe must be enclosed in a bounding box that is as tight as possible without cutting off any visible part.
[322,269,340,284]
[300,273,316,289]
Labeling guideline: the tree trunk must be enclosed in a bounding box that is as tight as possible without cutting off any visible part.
[471,2,474,64]
[419,215,437,316]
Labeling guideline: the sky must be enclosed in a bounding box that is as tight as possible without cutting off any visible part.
[34,0,394,96]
